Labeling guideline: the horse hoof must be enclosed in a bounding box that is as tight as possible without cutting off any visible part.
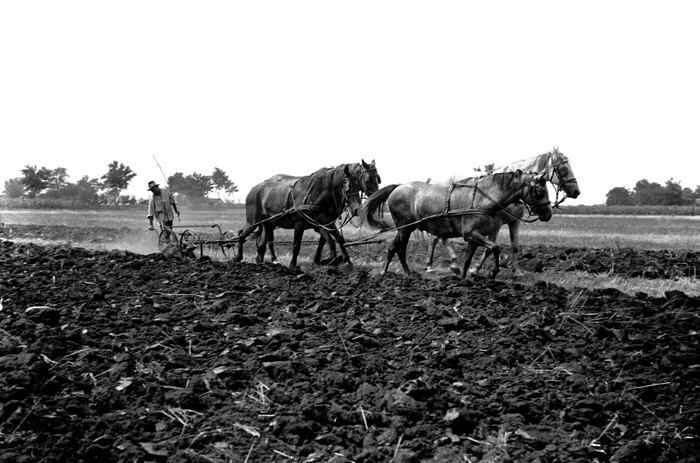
[450,266,462,276]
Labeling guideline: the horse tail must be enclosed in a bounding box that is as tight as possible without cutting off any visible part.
[364,184,398,230]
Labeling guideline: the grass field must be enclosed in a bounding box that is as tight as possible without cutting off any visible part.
[3,208,700,297]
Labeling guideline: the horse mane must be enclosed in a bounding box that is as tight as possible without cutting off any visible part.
[490,171,519,190]
[306,164,347,191]
[499,147,563,171]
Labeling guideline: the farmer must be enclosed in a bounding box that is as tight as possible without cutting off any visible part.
[146,180,180,231]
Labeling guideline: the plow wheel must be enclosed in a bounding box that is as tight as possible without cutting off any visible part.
[221,230,237,261]
[158,228,178,251]
[179,229,203,259]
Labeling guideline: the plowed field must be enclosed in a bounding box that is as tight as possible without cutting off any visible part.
[1,225,698,463]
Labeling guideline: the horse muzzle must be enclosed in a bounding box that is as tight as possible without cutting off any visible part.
[537,206,553,222]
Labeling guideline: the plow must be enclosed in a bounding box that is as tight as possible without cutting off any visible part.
[157,223,239,260]
[156,220,384,261]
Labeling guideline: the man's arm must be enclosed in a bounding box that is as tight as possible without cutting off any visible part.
[147,196,156,229]
[168,190,180,216]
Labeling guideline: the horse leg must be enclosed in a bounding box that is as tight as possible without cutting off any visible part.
[461,231,501,280]
[325,224,352,267]
[383,227,413,277]
[314,237,326,264]
[426,237,460,274]
[289,224,305,269]
[267,231,278,263]
[425,236,439,271]
[460,242,480,279]
[508,221,523,277]
[442,239,462,275]
[313,227,331,264]
[236,224,257,262]
[471,223,501,276]
[256,224,273,263]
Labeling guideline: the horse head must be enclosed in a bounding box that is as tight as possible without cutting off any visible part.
[521,172,553,222]
[548,148,580,200]
[359,159,382,196]
[342,164,363,217]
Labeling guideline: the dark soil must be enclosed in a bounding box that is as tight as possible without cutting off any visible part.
[1,225,699,462]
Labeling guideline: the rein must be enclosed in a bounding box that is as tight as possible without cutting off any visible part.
[449,176,548,224]
[547,157,577,208]
[288,172,359,232]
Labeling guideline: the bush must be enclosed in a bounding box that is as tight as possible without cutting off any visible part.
[554,204,700,216]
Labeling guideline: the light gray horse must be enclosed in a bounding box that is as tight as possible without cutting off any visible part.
[425,148,580,276]
[364,170,552,279]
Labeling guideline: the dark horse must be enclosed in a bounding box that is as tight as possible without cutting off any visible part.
[236,164,364,268]
[425,148,580,276]
[263,160,381,264]
[364,170,553,279]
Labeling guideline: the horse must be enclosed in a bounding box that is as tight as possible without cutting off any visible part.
[236,164,364,268]
[262,159,381,265]
[425,148,580,276]
[363,170,553,279]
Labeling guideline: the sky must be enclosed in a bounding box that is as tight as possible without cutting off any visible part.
[1,1,699,206]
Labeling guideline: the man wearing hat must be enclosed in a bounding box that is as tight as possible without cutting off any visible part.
[146,180,180,231]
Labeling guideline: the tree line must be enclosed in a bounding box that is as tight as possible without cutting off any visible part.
[2,162,238,206]
[606,179,700,206]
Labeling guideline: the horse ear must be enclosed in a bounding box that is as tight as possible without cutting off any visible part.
[362,159,368,167]
[344,164,351,175]
[515,169,523,178]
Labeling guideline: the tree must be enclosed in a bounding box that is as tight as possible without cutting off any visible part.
[211,167,238,199]
[634,179,665,205]
[101,161,136,205]
[48,167,69,191]
[167,172,213,203]
[21,165,52,197]
[167,172,187,195]
[75,176,101,205]
[662,179,684,205]
[3,177,25,198]
[605,187,635,206]
[681,187,696,205]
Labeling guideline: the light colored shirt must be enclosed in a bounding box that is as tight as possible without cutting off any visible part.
[147,188,178,223]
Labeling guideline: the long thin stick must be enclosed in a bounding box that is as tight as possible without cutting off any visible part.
[391,434,404,461]
[337,330,352,359]
[625,381,671,391]
[359,406,369,431]
[12,399,41,435]
[152,154,170,187]
[243,441,256,463]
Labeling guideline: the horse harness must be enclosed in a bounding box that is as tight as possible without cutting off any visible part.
[358,165,381,199]
[283,171,359,232]
[546,156,578,207]
[436,175,548,231]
